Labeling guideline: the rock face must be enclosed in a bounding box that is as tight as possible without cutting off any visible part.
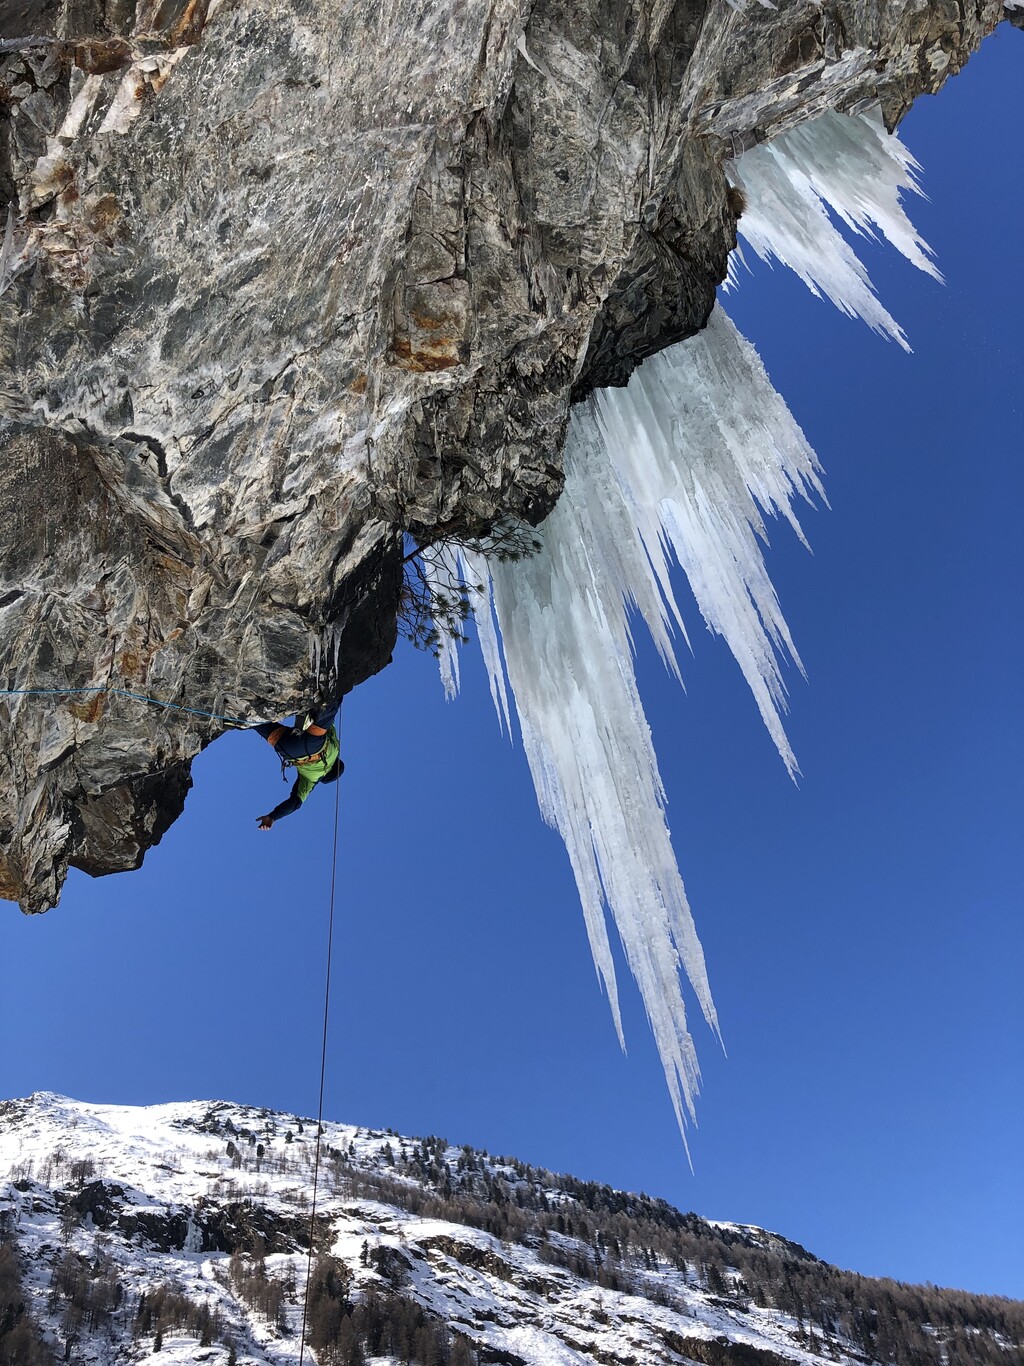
[0,0,1009,912]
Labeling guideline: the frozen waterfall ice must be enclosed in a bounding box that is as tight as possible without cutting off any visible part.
[427,109,937,1145]
[726,109,939,348]
[430,308,822,1147]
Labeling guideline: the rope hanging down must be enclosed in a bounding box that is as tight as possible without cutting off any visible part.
[5,677,341,1357]
[0,686,251,727]
[298,735,343,1364]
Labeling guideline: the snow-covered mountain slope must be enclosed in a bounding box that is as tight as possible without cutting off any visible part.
[0,1094,1019,1366]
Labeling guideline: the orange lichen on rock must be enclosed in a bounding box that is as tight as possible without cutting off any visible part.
[391,279,471,373]
[69,693,107,724]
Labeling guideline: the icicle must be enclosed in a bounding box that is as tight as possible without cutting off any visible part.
[332,622,342,682]
[460,547,513,737]
[422,545,462,701]
[430,307,820,1143]
[309,624,344,695]
[728,110,938,348]
[426,107,939,1142]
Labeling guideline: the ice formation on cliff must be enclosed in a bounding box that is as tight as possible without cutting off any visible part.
[431,308,819,1143]
[429,111,938,1140]
[727,110,940,348]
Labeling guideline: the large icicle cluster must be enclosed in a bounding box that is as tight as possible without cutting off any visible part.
[727,109,939,349]
[429,111,937,1142]
[433,309,821,1143]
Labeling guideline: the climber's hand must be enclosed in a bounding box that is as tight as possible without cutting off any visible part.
[257,816,274,831]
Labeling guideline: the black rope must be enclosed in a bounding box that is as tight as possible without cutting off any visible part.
[298,762,342,1364]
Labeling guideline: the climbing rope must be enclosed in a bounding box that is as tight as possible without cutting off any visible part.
[0,686,251,728]
[298,737,342,1365]
[5,677,341,1356]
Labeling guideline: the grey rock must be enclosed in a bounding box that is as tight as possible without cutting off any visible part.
[0,0,1010,912]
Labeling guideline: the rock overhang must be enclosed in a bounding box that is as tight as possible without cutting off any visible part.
[0,0,1010,912]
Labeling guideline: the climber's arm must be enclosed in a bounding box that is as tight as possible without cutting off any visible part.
[304,701,340,737]
[257,773,315,829]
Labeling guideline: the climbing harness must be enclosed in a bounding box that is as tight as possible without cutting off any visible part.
[0,686,251,728]
[288,747,327,767]
[292,748,327,766]
[297,730,342,1366]
[275,742,330,782]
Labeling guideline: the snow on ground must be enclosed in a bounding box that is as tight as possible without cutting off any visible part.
[0,1094,870,1366]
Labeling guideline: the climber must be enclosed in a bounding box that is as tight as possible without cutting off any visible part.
[254,703,344,829]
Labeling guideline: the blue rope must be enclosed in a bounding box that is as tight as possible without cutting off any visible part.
[0,687,250,728]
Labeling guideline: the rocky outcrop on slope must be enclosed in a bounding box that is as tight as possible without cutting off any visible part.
[1,1095,1020,1366]
[0,0,1010,912]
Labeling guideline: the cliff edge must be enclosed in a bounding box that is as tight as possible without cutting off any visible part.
[0,0,1008,911]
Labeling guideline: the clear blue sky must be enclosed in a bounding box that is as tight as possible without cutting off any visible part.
[2,27,1021,1301]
